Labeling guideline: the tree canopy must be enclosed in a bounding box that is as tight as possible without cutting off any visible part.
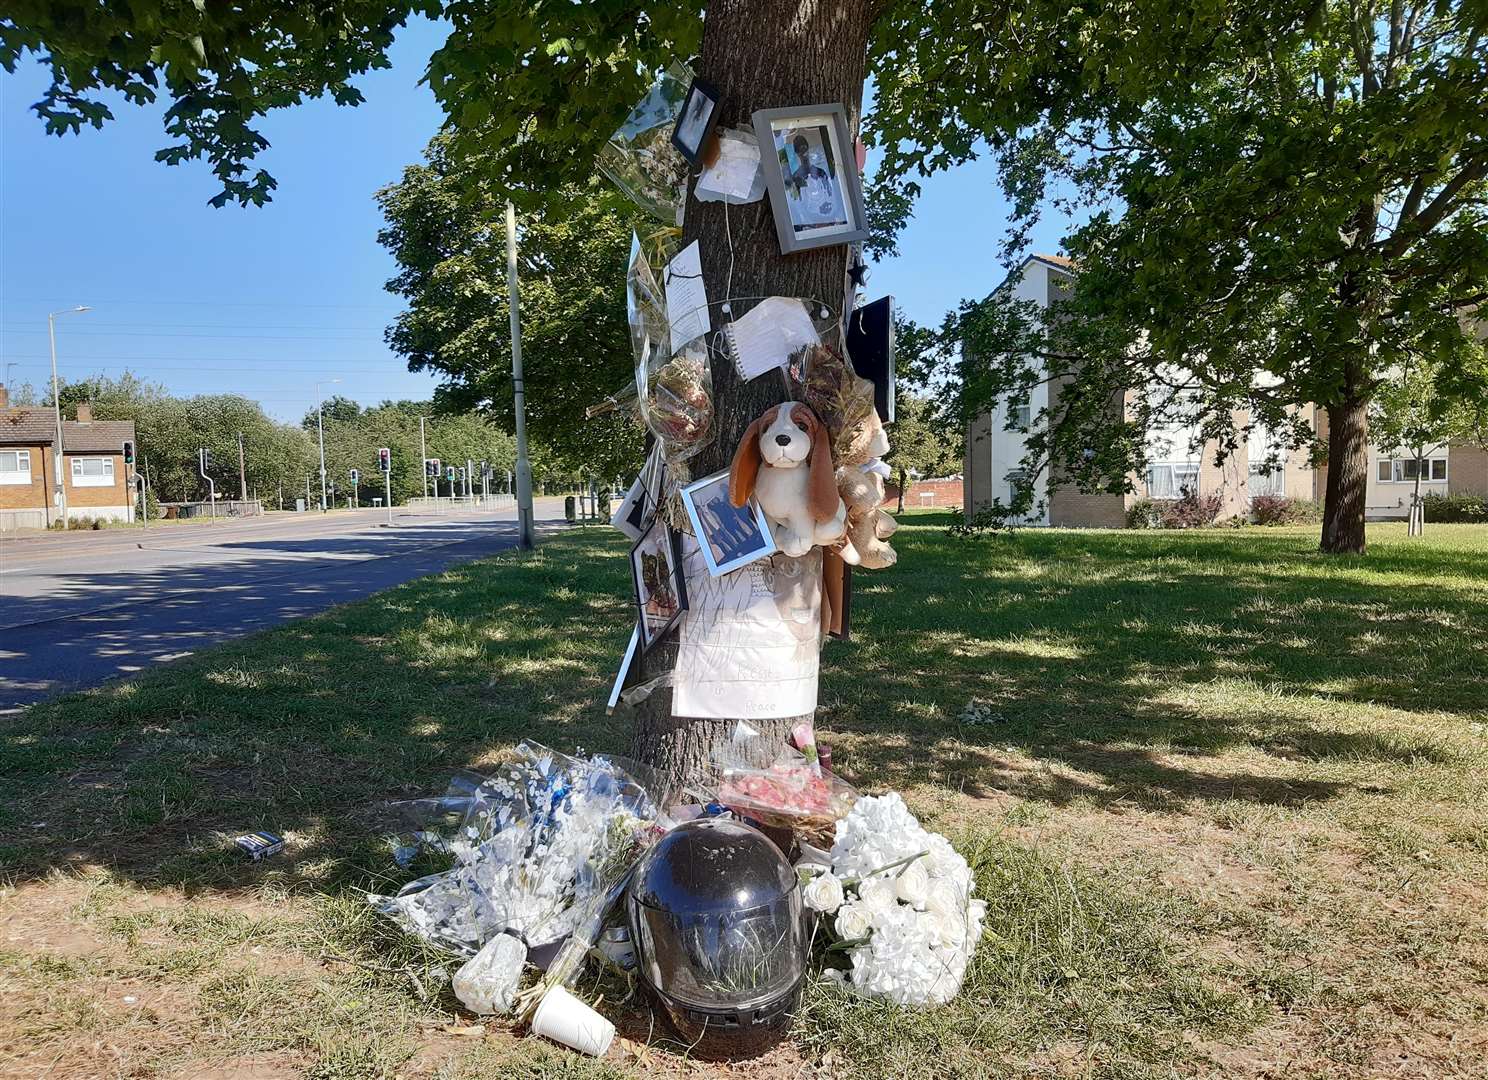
[376,136,645,481]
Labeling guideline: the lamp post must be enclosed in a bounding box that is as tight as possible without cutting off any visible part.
[47,305,92,527]
[506,201,535,551]
[314,378,341,512]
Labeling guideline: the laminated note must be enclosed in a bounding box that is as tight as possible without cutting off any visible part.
[723,297,820,381]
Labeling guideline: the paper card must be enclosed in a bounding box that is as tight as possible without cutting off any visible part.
[724,296,821,381]
[664,241,710,349]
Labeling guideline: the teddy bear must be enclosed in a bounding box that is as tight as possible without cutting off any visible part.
[795,343,898,570]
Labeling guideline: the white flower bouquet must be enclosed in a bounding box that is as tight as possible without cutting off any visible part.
[369,743,669,1014]
[803,793,987,1007]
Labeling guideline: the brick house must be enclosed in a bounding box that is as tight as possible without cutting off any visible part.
[0,385,137,529]
[963,256,1486,526]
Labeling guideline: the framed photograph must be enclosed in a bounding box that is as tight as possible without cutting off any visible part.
[671,77,722,166]
[846,294,896,423]
[752,103,868,254]
[630,518,688,651]
[606,624,642,714]
[679,468,777,577]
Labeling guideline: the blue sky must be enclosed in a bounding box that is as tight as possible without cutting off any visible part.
[2,18,1070,423]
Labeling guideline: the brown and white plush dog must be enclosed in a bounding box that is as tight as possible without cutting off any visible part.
[729,403,849,558]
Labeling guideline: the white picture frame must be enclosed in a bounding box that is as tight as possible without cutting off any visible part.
[679,468,778,577]
[606,624,642,714]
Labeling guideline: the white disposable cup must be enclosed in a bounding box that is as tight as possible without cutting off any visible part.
[530,985,616,1057]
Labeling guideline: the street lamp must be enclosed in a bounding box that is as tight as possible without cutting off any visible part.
[48,305,92,526]
[314,378,342,512]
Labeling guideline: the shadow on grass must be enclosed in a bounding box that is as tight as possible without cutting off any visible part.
[2,524,1485,895]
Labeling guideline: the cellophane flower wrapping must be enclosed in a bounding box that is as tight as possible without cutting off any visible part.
[596,63,693,225]
[369,743,671,961]
[712,722,857,845]
[821,793,987,1007]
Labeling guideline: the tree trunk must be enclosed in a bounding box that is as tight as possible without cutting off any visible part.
[630,0,878,785]
[1321,396,1369,554]
[896,466,906,514]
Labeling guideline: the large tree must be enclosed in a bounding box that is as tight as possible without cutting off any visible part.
[872,0,1488,554]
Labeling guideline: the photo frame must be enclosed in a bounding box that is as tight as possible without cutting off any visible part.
[610,472,651,541]
[606,624,642,714]
[752,103,869,254]
[670,77,723,167]
[679,468,778,577]
[846,295,896,423]
[630,517,688,651]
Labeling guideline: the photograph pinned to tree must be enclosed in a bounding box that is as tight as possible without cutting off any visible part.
[753,104,867,254]
[679,468,777,577]
[610,444,664,542]
[670,76,722,167]
[630,517,688,650]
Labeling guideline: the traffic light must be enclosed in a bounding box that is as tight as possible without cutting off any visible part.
[377,447,391,472]
[122,440,135,465]
[200,448,213,470]
[446,467,455,482]
[349,468,360,484]
[425,458,439,478]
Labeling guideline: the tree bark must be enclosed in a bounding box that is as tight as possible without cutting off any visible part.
[630,0,878,785]
[1321,395,1369,554]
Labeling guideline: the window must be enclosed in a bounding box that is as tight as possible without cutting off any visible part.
[1146,462,1200,499]
[1010,399,1032,430]
[1249,463,1286,497]
[1377,457,1447,483]
[0,449,32,485]
[70,456,115,487]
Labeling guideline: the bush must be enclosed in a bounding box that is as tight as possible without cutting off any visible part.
[1251,495,1324,526]
[1161,490,1223,528]
[1125,500,1164,529]
[1422,493,1488,523]
[1126,493,1224,529]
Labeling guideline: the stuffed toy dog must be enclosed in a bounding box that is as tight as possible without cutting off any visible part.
[729,403,848,557]
[836,412,898,569]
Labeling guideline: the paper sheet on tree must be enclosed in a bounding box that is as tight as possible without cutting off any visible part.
[672,535,820,720]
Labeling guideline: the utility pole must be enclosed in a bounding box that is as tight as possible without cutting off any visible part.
[506,200,535,550]
[419,415,429,500]
[237,432,248,501]
[306,474,312,510]
[47,305,91,526]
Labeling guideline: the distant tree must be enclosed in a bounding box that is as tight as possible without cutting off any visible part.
[302,395,363,429]
[1371,337,1488,534]
[376,138,644,481]
[884,395,962,513]
[873,1,1488,555]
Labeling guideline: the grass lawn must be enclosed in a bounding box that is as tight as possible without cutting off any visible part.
[2,516,1486,1079]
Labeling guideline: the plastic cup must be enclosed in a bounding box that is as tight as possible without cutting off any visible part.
[530,985,616,1057]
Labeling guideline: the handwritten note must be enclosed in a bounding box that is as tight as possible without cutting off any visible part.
[664,241,710,349]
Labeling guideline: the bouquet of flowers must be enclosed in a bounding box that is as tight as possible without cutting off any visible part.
[802,793,987,1007]
[712,721,857,845]
[369,743,669,1014]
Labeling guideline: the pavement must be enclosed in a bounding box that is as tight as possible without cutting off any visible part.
[0,498,571,711]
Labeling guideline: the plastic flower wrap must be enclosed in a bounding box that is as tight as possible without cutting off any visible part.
[596,63,693,224]
[812,793,987,1007]
[712,722,857,845]
[628,233,714,461]
[369,743,671,1013]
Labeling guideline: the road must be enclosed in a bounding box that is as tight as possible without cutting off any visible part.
[0,499,570,711]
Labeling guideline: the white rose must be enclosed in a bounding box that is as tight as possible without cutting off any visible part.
[926,880,964,921]
[833,902,873,942]
[803,871,845,914]
[894,859,931,909]
[857,876,898,913]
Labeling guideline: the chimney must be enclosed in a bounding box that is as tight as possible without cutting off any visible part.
[0,384,8,409]
[76,402,93,422]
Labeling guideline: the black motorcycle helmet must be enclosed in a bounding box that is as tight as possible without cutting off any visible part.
[627,817,807,1057]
